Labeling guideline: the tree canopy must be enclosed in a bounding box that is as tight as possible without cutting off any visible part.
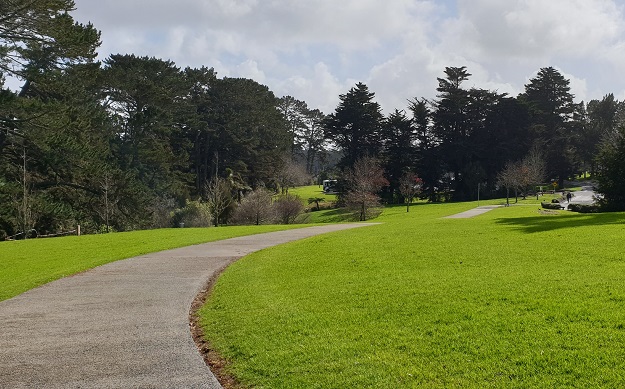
[2,1,625,238]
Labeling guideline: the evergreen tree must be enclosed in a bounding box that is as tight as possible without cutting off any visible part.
[432,67,472,199]
[519,66,578,186]
[480,96,532,189]
[300,108,327,175]
[184,66,218,195]
[202,77,291,188]
[408,98,441,202]
[277,95,308,159]
[595,126,625,211]
[101,54,193,210]
[583,94,621,176]
[324,82,383,169]
[381,109,416,202]
[0,0,101,237]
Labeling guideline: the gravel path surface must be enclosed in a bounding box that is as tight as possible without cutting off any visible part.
[0,224,376,389]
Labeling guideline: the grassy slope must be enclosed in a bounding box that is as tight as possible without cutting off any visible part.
[0,225,302,301]
[287,185,337,203]
[200,202,625,388]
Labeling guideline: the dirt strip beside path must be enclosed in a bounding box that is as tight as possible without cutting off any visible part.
[0,223,377,389]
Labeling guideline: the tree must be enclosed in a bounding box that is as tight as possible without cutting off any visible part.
[277,96,328,174]
[582,94,622,176]
[202,77,291,187]
[432,67,504,200]
[409,98,441,202]
[277,95,308,158]
[0,0,100,92]
[521,146,546,198]
[432,67,472,189]
[204,176,233,227]
[480,96,532,189]
[184,66,218,194]
[101,55,193,207]
[497,161,521,206]
[344,156,388,221]
[324,83,384,168]
[497,147,546,205]
[595,126,625,211]
[381,110,416,202]
[230,187,274,225]
[519,67,578,186]
[0,1,103,236]
[275,159,310,194]
[300,108,327,175]
[399,172,422,212]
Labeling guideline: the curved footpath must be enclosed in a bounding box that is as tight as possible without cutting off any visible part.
[0,224,376,389]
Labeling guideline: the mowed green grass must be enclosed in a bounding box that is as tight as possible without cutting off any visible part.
[288,185,337,203]
[200,203,625,388]
[0,225,302,302]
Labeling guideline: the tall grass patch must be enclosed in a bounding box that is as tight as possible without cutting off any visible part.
[200,204,625,388]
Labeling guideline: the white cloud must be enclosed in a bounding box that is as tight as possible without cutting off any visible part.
[275,62,344,114]
[72,0,625,113]
[235,60,266,83]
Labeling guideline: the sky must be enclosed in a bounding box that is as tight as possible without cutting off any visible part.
[71,0,625,114]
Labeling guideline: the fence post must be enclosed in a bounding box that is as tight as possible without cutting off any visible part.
[77,225,81,236]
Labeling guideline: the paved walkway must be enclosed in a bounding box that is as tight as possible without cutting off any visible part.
[0,224,376,389]
[444,205,502,219]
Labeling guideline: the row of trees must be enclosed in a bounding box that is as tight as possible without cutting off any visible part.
[323,68,625,207]
[3,1,625,237]
[0,1,328,237]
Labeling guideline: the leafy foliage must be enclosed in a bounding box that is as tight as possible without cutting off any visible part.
[3,1,624,235]
[595,127,625,211]
[171,200,212,228]
[324,82,383,168]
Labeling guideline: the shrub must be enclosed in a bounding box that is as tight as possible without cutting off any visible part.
[273,194,304,224]
[230,188,275,225]
[568,203,600,213]
[541,201,564,210]
[171,200,212,228]
[149,197,176,229]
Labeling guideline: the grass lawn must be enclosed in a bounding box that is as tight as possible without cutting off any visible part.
[287,185,337,203]
[0,225,303,302]
[200,202,625,388]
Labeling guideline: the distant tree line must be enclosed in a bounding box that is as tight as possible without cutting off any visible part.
[324,68,625,209]
[2,1,625,238]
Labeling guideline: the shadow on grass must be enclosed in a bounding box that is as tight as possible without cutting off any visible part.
[495,212,625,233]
[306,207,359,223]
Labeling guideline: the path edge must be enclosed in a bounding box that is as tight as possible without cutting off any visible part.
[188,223,380,388]
[189,259,241,389]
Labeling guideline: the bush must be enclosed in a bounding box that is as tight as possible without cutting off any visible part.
[541,201,564,210]
[171,200,212,228]
[230,188,275,225]
[274,194,304,224]
[568,203,600,213]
